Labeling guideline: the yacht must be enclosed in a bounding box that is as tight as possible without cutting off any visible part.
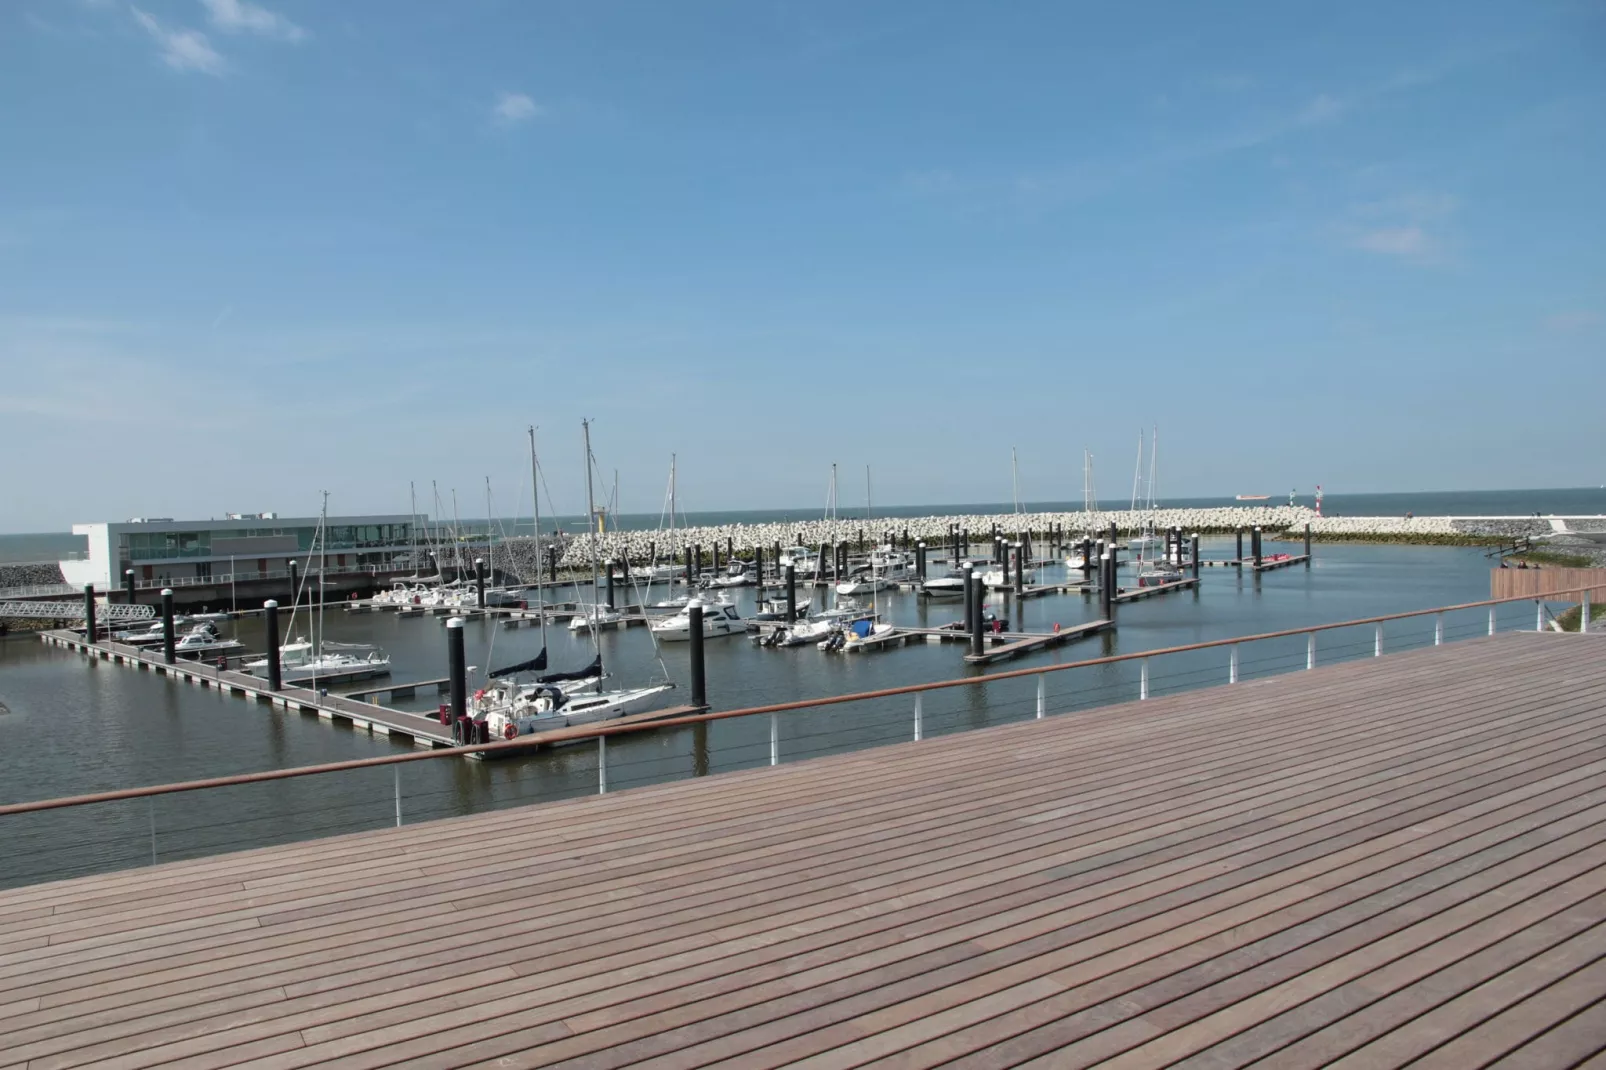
[710,562,757,588]
[473,677,677,749]
[649,596,746,641]
[835,570,889,596]
[567,604,625,631]
[172,626,244,656]
[242,639,391,684]
[778,546,820,575]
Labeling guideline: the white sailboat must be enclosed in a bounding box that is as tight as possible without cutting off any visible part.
[471,423,674,746]
[1065,450,1098,569]
[244,494,391,684]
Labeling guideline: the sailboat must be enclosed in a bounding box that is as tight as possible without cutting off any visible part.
[471,423,675,746]
[1131,427,1183,586]
[244,493,391,685]
[1128,428,1163,563]
[1065,450,1098,569]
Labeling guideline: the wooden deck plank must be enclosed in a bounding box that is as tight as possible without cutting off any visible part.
[18,671,1599,1034]
[1,634,1603,1070]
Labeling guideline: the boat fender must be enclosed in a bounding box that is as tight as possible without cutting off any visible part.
[503,722,518,740]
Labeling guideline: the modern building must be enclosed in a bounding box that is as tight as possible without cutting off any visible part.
[60,513,418,591]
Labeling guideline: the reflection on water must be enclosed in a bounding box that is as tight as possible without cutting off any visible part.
[0,541,1504,887]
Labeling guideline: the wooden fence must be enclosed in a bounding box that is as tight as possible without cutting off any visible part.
[1491,567,1606,602]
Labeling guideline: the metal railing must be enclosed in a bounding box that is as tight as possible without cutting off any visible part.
[0,584,1596,888]
[0,583,78,600]
[129,563,406,590]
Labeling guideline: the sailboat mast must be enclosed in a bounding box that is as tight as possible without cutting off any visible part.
[1148,426,1159,511]
[451,489,462,577]
[527,426,546,647]
[485,476,494,589]
[1130,431,1143,513]
[409,480,418,575]
[1012,447,1021,514]
[582,419,600,605]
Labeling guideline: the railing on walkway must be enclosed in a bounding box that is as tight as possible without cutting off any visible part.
[0,585,1596,889]
[0,583,79,600]
[129,563,405,590]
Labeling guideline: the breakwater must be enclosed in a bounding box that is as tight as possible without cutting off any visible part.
[483,507,1606,575]
[526,506,1312,572]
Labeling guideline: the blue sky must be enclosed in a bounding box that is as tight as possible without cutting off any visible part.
[2,0,1603,531]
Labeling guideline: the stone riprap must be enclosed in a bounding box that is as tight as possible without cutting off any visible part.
[0,562,67,588]
[525,506,1315,572]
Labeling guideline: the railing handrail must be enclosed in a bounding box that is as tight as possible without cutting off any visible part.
[3,582,1599,818]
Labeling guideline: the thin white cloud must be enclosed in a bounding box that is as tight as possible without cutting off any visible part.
[130,6,225,75]
[1545,310,1601,333]
[199,0,304,42]
[493,92,541,126]
[1352,227,1430,258]
[1296,93,1345,126]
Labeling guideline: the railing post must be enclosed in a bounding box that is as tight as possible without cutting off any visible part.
[1374,623,1383,657]
[1584,592,1593,634]
[1229,644,1239,684]
[1036,675,1045,719]
[148,797,157,866]
[1536,600,1544,632]
[394,765,402,827]
[914,693,923,741]
[1489,606,1496,636]
[770,712,778,766]
[1435,614,1443,646]
[1140,658,1149,700]
[1306,632,1316,670]
[598,735,607,795]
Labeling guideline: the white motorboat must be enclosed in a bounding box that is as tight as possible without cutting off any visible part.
[835,573,889,596]
[172,626,244,656]
[710,561,757,588]
[649,596,746,641]
[982,564,1037,588]
[567,604,625,631]
[753,594,811,621]
[820,618,895,652]
[778,546,820,574]
[629,563,679,584]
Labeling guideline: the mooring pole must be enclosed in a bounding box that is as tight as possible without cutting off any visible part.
[124,568,136,607]
[785,564,797,622]
[160,589,175,664]
[1191,533,1201,579]
[916,541,927,582]
[688,604,707,708]
[475,558,486,609]
[962,564,975,644]
[1236,528,1244,568]
[83,585,97,645]
[1305,522,1312,563]
[969,573,985,658]
[263,599,282,691]
[604,561,614,609]
[288,560,299,610]
[446,616,467,742]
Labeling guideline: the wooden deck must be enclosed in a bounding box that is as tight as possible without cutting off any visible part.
[4,632,1606,1068]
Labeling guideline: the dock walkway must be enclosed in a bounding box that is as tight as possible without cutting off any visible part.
[5,632,1605,1066]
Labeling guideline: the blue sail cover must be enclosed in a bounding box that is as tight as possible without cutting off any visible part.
[488,648,548,679]
[850,619,873,638]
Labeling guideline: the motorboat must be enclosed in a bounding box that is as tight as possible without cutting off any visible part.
[1137,561,1185,587]
[821,618,896,652]
[242,639,391,684]
[567,604,626,631]
[752,594,811,622]
[172,625,244,656]
[649,596,746,641]
[115,618,193,645]
[982,564,1037,589]
[919,572,968,599]
[835,571,889,596]
[778,546,820,574]
[710,562,757,588]
[190,611,233,623]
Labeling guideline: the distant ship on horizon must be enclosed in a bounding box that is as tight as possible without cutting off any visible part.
[1236,494,1271,501]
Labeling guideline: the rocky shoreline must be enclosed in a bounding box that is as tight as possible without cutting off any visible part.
[490,507,1605,575]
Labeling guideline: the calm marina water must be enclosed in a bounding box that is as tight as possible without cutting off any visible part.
[0,538,1533,888]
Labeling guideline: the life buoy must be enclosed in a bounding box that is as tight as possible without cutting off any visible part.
[503,723,518,740]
